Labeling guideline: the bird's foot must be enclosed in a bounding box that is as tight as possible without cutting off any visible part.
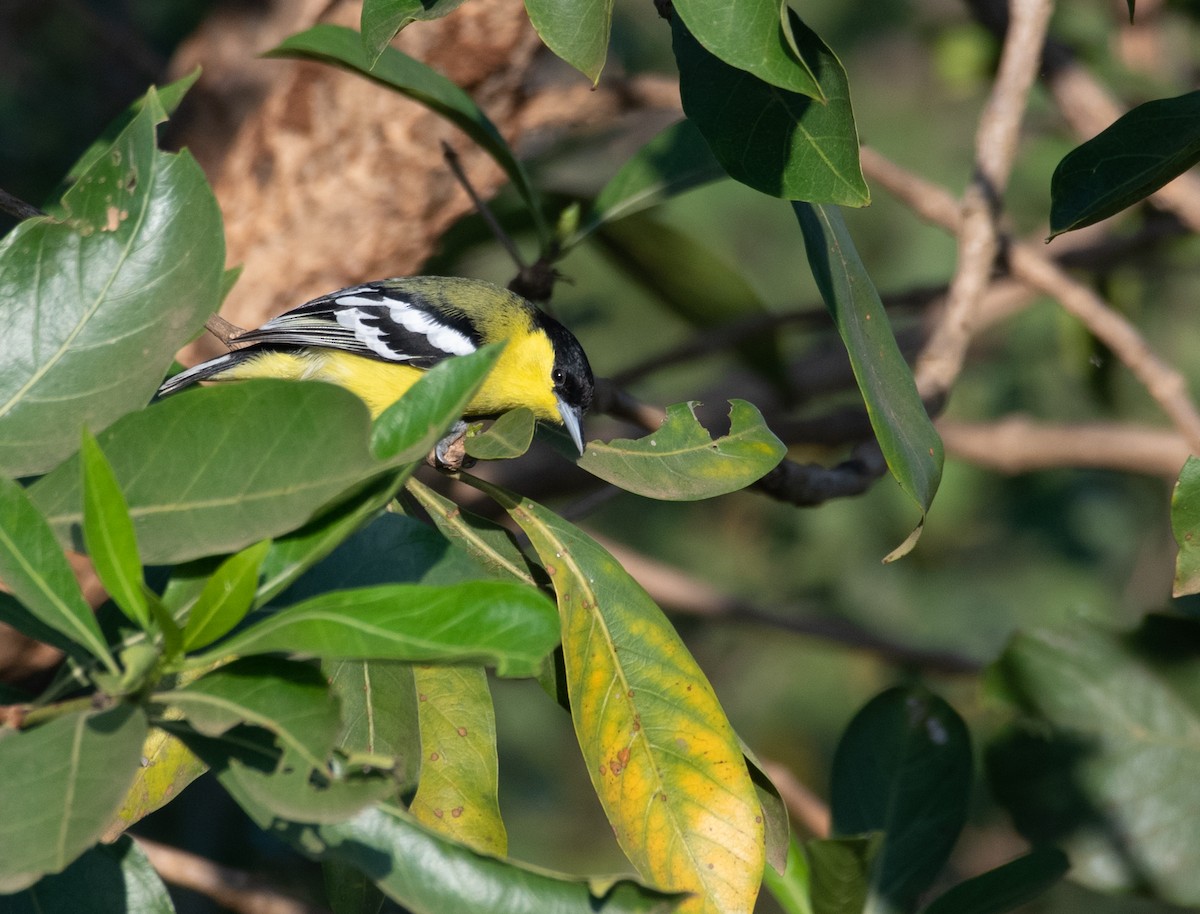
[428,421,476,472]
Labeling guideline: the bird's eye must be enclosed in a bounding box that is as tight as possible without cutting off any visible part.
[552,368,565,386]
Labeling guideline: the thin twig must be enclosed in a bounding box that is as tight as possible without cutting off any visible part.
[0,188,45,222]
[441,141,526,271]
[135,837,331,914]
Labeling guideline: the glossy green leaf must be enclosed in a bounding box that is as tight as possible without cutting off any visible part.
[326,659,421,794]
[475,479,765,914]
[280,805,684,914]
[0,88,224,477]
[2,835,174,914]
[795,202,942,557]
[0,475,115,671]
[406,478,538,584]
[105,728,206,840]
[1171,456,1200,596]
[410,665,507,854]
[192,580,558,678]
[525,0,614,84]
[181,540,270,651]
[1049,91,1200,238]
[371,344,504,462]
[360,0,468,66]
[988,620,1200,905]
[578,400,786,500]
[578,119,725,243]
[465,408,536,460]
[921,847,1068,914]
[160,657,341,772]
[673,15,866,204]
[672,0,821,97]
[595,215,789,390]
[762,838,813,914]
[831,688,972,914]
[0,705,148,892]
[81,431,149,630]
[29,381,384,566]
[270,25,546,242]
[806,836,878,914]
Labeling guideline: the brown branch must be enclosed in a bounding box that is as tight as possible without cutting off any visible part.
[135,837,331,914]
[915,0,1054,401]
[938,416,1191,477]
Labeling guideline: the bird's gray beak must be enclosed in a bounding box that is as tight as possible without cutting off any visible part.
[556,395,586,455]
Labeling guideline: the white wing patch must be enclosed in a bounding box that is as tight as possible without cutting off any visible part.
[333,295,476,362]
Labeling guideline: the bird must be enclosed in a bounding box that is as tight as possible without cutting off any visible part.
[157,276,594,458]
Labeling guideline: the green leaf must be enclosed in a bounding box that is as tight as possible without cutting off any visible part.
[325,859,386,914]
[0,705,148,892]
[741,740,789,875]
[672,0,822,97]
[578,119,726,244]
[181,540,270,651]
[465,408,537,460]
[410,665,507,855]
[474,479,765,914]
[1171,456,1200,596]
[405,478,538,584]
[371,344,504,462]
[0,475,116,672]
[192,580,559,678]
[795,202,942,557]
[1049,90,1200,238]
[672,14,866,204]
[595,215,790,391]
[806,836,879,914]
[278,805,684,913]
[987,619,1200,905]
[524,0,614,84]
[326,659,421,793]
[270,25,546,243]
[360,0,468,66]
[2,835,175,914]
[0,88,224,477]
[104,728,206,840]
[160,657,341,772]
[921,847,1069,914]
[763,838,814,914]
[29,381,385,566]
[831,688,972,914]
[80,431,148,630]
[578,400,786,500]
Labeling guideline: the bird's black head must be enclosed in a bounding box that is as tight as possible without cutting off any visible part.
[540,314,594,453]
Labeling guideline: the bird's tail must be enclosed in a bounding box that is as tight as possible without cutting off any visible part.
[157,351,251,397]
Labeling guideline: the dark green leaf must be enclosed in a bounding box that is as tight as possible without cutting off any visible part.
[2,835,175,914]
[192,580,559,678]
[81,431,149,630]
[465,408,536,460]
[525,0,614,84]
[0,89,224,477]
[795,202,942,557]
[922,847,1069,914]
[326,659,421,793]
[831,687,972,913]
[278,805,684,913]
[806,836,879,914]
[578,119,725,243]
[371,343,504,461]
[1171,456,1200,596]
[0,475,115,671]
[325,859,385,914]
[181,540,270,651]
[672,14,866,204]
[0,705,148,892]
[1049,91,1200,238]
[595,214,789,391]
[29,381,384,566]
[160,657,341,772]
[577,400,786,500]
[988,619,1200,905]
[270,25,546,243]
[360,0,468,66]
[673,0,822,97]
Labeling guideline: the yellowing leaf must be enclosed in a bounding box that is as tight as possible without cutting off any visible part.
[105,727,206,841]
[409,665,507,855]
[473,479,765,914]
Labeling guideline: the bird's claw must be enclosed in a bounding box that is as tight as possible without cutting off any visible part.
[428,421,476,472]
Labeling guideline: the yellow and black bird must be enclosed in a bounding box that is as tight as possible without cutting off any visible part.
[158,276,594,454]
